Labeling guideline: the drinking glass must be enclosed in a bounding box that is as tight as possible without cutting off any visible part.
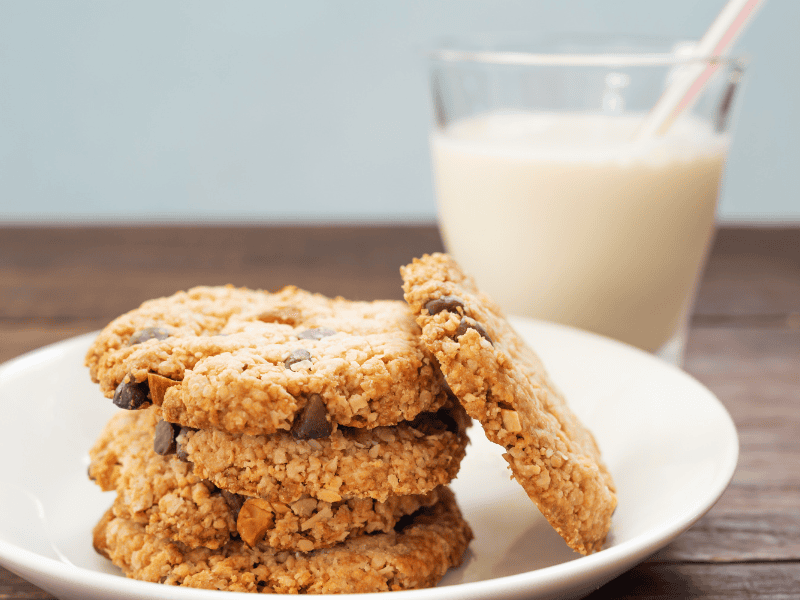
[428,34,746,365]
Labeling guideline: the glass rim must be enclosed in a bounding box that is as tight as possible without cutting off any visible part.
[429,48,744,67]
[428,33,746,68]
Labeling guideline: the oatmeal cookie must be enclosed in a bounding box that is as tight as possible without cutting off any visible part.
[89,409,237,550]
[180,401,469,504]
[85,285,446,435]
[401,253,617,555]
[93,486,473,593]
[93,398,468,506]
[90,409,456,552]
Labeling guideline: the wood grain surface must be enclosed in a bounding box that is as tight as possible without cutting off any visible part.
[0,225,798,599]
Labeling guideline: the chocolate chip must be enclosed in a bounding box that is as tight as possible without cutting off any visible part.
[175,426,196,462]
[202,479,220,494]
[290,394,332,440]
[337,424,356,438]
[284,348,312,369]
[129,326,170,346]
[112,380,150,410]
[409,408,459,436]
[394,505,436,532]
[297,327,336,341]
[393,512,416,532]
[424,295,465,315]
[455,317,493,345]
[154,419,180,455]
[221,489,247,521]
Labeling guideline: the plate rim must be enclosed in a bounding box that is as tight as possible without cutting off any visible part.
[0,319,739,600]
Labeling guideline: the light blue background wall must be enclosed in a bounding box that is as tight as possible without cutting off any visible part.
[0,0,797,224]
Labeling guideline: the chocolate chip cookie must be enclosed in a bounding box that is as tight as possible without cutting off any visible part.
[86,285,447,435]
[93,486,472,593]
[178,400,469,504]
[89,408,236,550]
[401,253,617,555]
[90,408,462,552]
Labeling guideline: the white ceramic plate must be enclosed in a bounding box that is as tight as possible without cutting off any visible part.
[0,317,738,600]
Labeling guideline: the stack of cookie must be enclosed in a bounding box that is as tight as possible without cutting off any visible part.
[86,255,619,593]
[86,285,473,593]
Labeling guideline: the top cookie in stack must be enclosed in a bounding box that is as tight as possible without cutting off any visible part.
[86,285,473,593]
[86,285,451,435]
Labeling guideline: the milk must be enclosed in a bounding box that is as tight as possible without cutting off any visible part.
[431,112,729,352]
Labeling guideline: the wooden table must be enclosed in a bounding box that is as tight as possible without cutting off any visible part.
[1,225,798,598]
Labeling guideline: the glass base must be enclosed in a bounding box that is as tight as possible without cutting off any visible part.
[653,326,688,368]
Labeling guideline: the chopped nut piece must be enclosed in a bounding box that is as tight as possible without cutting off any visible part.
[257,306,301,325]
[237,498,274,547]
[347,395,369,412]
[316,489,342,503]
[300,506,333,531]
[290,497,318,518]
[501,409,522,433]
[147,373,180,405]
[296,539,315,553]
[271,502,290,515]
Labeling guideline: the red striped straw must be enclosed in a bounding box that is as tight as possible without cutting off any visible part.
[638,0,767,137]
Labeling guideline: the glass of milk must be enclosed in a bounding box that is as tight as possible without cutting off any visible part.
[428,34,746,366]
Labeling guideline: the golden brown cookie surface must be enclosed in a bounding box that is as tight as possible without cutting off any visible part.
[93,486,473,594]
[89,409,236,550]
[401,253,617,555]
[180,401,470,504]
[86,285,446,435]
[90,408,462,551]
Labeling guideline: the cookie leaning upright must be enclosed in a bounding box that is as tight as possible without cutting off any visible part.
[401,253,616,555]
